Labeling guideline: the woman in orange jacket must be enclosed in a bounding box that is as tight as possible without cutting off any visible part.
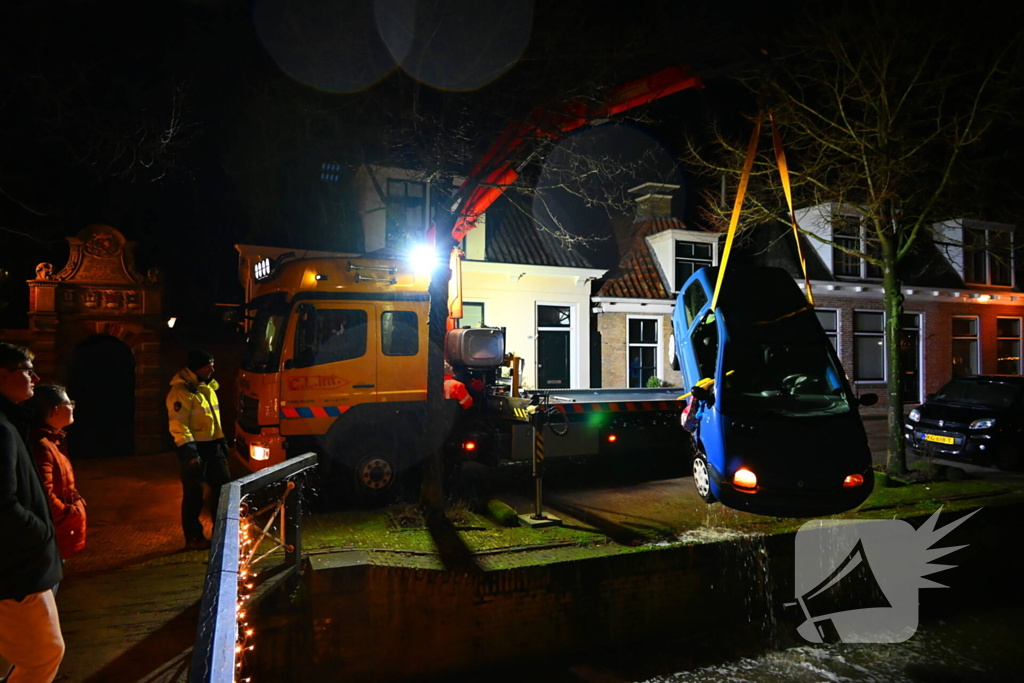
[25,385,86,562]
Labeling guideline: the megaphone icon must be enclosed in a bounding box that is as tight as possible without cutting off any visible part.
[787,538,892,643]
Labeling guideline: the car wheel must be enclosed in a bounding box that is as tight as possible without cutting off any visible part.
[692,449,716,504]
[996,445,1022,472]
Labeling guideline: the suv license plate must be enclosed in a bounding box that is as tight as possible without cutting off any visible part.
[924,434,955,445]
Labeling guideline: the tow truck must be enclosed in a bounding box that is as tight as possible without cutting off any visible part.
[232,66,705,498]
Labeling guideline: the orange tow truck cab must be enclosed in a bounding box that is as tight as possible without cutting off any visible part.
[235,254,442,490]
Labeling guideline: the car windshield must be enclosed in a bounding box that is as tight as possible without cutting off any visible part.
[932,379,1021,409]
[241,293,289,373]
[719,341,851,417]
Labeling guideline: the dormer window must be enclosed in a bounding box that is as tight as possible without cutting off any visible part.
[964,227,1012,286]
[386,179,427,247]
[833,213,882,279]
[674,241,714,292]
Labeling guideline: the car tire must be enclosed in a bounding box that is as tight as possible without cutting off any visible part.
[692,448,717,504]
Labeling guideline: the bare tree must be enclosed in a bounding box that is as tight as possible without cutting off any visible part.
[689,3,1022,474]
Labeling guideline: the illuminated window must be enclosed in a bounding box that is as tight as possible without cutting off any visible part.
[952,316,979,378]
[996,317,1021,374]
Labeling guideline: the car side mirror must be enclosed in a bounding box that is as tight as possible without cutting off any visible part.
[690,385,710,403]
[859,393,878,407]
[284,358,295,370]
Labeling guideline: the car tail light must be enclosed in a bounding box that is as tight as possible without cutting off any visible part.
[607,434,618,443]
[843,474,865,488]
[733,468,757,490]
[463,440,477,452]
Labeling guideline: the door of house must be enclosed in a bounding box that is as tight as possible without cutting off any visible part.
[900,313,921,403]
[537,304,572,389]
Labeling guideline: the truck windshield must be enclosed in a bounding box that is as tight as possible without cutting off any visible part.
[720,341,851,417]
[241,293,289,373]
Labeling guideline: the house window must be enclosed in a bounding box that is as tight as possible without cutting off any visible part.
[386,179,426,246]
[815,309,839,352]
[964,228,1012,286]
[996,317,1022,374]
[853,311,884,381]
[832,213,882,279]
[627,317,659,387]
[952,316,979,378]
[674,241,713,292]
[459,302,485,329]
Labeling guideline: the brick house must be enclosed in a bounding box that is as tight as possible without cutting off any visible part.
[591,191,1021,405]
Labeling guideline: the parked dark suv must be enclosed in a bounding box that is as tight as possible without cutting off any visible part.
[905,375,1024,470]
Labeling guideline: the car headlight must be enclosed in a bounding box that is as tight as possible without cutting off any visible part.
[969,418,996,430]
[908,408,921,422]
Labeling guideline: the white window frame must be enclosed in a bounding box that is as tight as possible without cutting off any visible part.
[996,316,1022,375]
[625,315,663,388]
[963,227,1014,287]
[852,309,885,383]
[951,315,981,378]
[901,312,924,404]
[815,308,841,354]
[536,302,578,389]
[832,213,882,280]
[673,241,715,293]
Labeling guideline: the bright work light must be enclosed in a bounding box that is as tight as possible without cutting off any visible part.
[408,243,439,275]
[254,258,272,281]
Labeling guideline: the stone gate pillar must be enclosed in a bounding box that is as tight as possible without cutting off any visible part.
[27,224,166,455]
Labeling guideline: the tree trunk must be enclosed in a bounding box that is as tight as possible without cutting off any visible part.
[421,234,455,521]
[882,255,907,475]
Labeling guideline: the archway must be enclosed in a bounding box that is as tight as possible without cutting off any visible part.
[68,335,136,458]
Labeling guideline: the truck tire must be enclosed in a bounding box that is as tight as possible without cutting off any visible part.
[692,448,717,504]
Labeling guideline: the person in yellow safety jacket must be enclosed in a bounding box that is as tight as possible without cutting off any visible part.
[443,363,473,410]
[167,349,231,551]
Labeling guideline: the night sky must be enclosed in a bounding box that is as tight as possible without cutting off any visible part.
[0,0,1017,331]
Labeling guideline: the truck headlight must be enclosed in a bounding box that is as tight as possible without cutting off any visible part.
[251,444,270,461]
[908,408,921,422]
[969,418,996,430]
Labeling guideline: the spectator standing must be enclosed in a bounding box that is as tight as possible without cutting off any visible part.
[0,343,64,682]
[25,386,87,564]
[167,349,230,550]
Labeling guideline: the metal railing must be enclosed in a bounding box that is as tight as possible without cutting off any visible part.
[189,453,318,683]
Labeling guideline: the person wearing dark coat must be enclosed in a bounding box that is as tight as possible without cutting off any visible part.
[0,343,64,683]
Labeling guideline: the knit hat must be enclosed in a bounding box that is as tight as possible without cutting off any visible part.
[187,349,215,372]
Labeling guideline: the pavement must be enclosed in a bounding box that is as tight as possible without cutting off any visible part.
[40,414,1016,682]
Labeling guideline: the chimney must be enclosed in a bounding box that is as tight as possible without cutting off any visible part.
[628,182,679,219]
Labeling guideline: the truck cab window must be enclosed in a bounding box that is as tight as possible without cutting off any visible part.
[381,311,418,356]
[241,293,288,373]
[294,306,368,368]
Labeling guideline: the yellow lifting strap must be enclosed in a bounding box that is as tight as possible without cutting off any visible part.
[770,112,814,305]
[710,110,815,311]
[710,112,762,311]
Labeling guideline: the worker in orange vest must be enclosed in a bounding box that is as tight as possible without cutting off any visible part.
[443,363,473,410]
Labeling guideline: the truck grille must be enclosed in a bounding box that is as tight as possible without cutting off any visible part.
[238,394,261,434]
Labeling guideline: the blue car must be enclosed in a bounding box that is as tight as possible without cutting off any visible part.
[673,267,876,517]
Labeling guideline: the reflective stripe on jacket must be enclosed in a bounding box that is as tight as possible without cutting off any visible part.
[444,378,473,409]
[167,368,224,447]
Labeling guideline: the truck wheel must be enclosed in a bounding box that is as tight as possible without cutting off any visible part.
[692,450,716,504]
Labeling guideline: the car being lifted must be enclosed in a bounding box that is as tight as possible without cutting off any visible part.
[673,266,878,517]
